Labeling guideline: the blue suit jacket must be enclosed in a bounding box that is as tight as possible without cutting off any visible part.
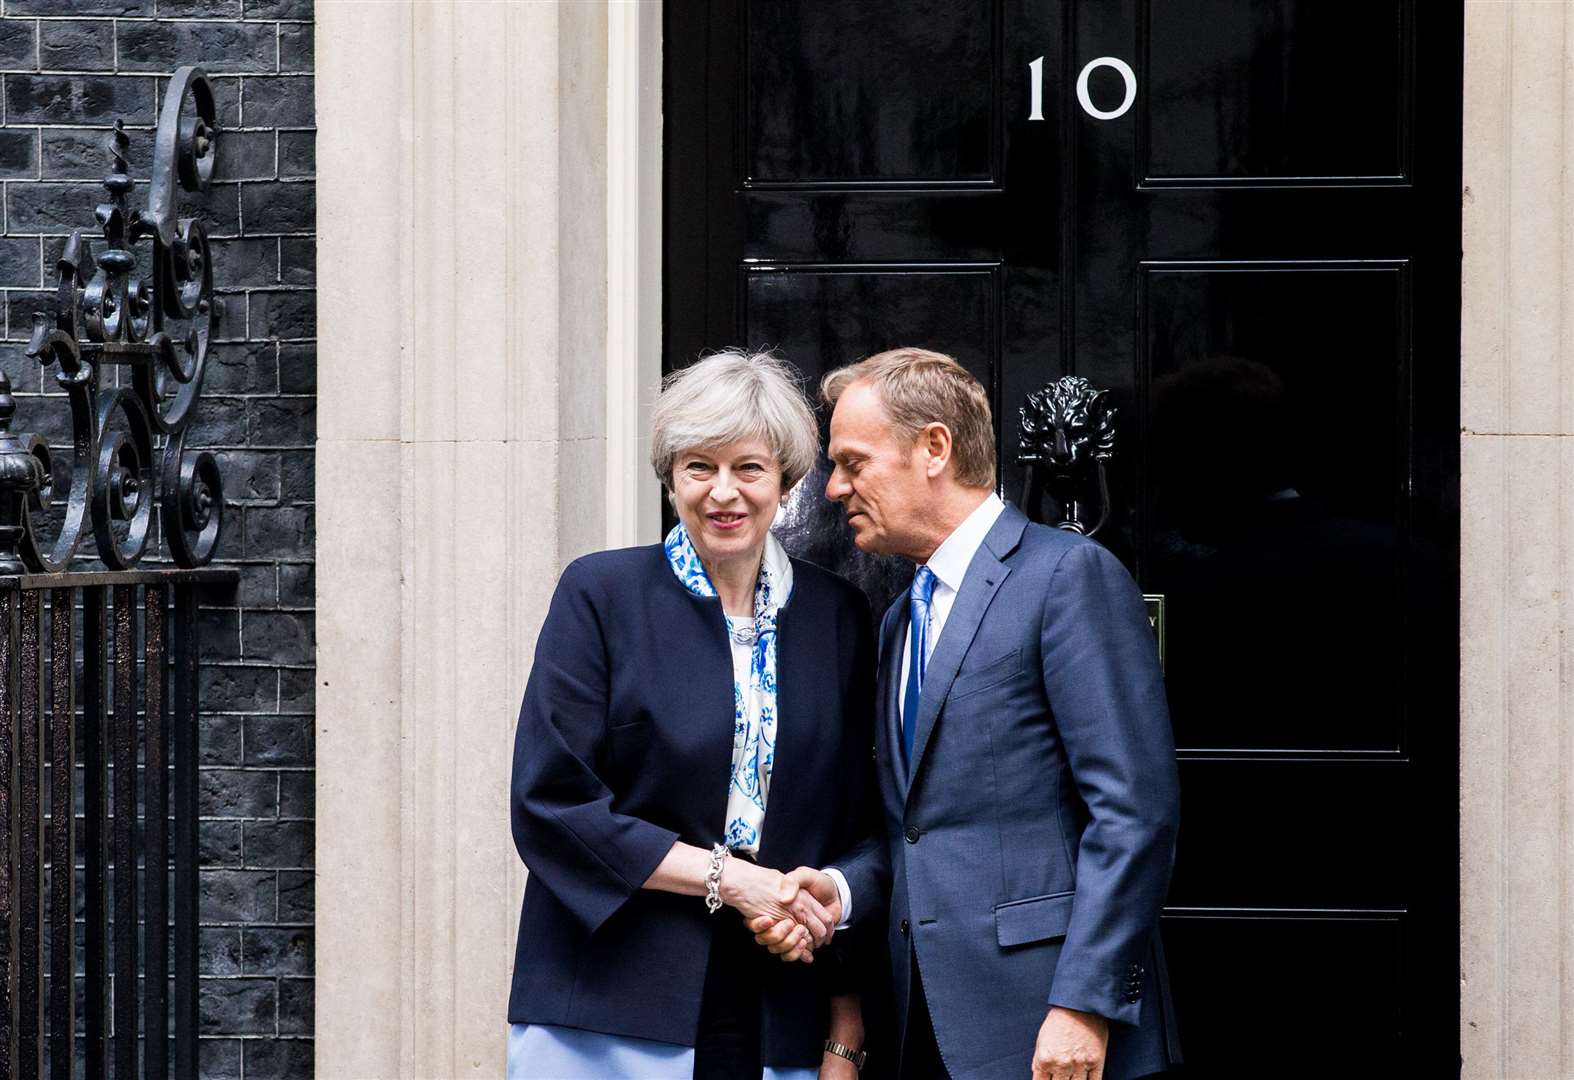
[507,545,885,1067]
[838,506,1182,1080]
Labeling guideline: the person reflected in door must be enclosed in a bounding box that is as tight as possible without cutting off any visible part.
[752,348,1182,1080]
[506,348,887,1079]
[1146,354,1426,754]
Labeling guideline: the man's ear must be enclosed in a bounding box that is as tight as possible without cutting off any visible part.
[922,422,954,479]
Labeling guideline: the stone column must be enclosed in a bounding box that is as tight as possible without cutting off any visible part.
[1460,2,1574,1076]
[314,2,661,1074]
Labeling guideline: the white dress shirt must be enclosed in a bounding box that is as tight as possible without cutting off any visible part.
[898,492,1006,718]
[825,492,1006,927]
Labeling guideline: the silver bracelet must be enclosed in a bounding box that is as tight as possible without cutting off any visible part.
[704,843,729,914]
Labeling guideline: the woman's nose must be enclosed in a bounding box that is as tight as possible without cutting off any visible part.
[711,471,739,501]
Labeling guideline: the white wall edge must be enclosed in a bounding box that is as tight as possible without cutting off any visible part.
[606,0,664,548]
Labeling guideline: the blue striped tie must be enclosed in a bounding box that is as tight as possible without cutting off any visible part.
[901,566,936,766]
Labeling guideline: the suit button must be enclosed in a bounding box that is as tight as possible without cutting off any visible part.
[899,919,910,936]
[904,826,921,844]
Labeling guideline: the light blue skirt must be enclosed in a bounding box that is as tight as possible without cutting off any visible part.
[507,1023,818,1080]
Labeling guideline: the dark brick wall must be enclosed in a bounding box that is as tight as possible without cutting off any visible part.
[0,3,315,1077]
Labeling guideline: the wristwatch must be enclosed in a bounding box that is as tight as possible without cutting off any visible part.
[823,1040,866,1071]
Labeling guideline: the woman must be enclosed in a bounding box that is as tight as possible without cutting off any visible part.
[507,350,883,1079]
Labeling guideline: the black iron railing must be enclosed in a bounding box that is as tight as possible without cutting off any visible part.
[0,64,235,1080]
[2,572,231,1080]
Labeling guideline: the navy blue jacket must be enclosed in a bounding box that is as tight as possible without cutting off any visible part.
[838,506,1182,1080]
[507,544,884,1067]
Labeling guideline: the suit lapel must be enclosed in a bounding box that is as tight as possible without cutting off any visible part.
[757,593,813,864]
[905,506,1029,802]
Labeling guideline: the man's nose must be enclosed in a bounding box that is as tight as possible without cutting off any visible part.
[825,467,848,500]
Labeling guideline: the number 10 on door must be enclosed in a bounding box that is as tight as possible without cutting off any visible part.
[1029,55,1138,121]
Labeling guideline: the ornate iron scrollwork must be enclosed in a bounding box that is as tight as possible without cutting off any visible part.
[0,64,224,574]
[1016,375,1117,537]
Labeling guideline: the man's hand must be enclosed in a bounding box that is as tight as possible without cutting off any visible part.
[791,866,843,923]
[717,861,835,961]
[747,867,842,962]
[786,866,842,943]
[1032,1007,1108,1080]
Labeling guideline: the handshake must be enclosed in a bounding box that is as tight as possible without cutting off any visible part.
[717,860,843,963]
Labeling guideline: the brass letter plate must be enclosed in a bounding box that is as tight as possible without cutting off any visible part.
[1143,594,1166,674]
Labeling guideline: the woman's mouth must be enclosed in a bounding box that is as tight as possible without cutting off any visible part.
[708,512,747,531]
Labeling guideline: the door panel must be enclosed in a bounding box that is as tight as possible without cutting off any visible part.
[666,1,1461,1072]
[1142,0,1410,183]
[746,0,998,183]
[741,264,1001,433]
[1166,762,1412,909]
[1162,913,1408,1067]
[1142,262,1413,754]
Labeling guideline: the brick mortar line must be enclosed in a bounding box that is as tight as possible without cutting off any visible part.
[0,123,317,131]
[10,69,314,78]
[11,16,313,23]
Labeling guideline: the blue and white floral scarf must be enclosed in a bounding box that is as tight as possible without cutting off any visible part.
[664,522,793,856]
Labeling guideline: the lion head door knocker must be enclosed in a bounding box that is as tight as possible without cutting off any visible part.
[1015,376,1118,536]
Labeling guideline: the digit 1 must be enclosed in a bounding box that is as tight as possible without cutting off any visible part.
[1028,55,1045,121]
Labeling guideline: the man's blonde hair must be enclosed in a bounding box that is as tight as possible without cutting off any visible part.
[821,347,996,490]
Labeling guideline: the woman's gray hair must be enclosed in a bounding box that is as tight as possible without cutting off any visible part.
[650,349,820,493]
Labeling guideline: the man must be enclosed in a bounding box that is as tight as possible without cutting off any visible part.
[757,348,1181,1080]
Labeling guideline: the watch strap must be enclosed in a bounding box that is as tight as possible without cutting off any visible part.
[823,1039,866,1071]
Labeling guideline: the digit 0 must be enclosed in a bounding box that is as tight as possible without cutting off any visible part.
[1076,56,1136,120]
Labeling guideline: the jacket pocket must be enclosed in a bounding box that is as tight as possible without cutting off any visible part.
[949,648,1023,702]
[604,717,652,774]
[994,890,1075,948]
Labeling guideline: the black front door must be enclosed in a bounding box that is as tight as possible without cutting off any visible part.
[665,2,1461,1073]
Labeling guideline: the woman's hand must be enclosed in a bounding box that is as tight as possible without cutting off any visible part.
[718,859,835,956]
[748,867,843,962]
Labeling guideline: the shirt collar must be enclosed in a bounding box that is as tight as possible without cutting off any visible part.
[923,492,1005,593]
